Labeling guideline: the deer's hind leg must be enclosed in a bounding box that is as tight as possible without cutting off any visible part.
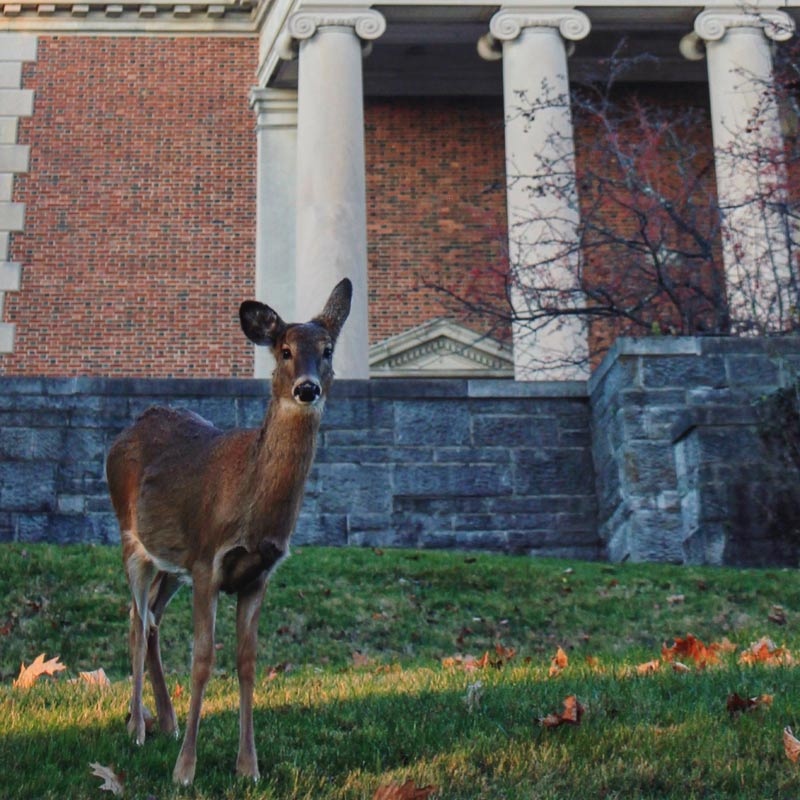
[146,572,182,737]
[124,539,159,746]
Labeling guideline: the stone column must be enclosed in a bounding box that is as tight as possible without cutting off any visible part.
[286,7,385,379]
[694,8,796,332]
[249,87,297,379]
[482,8,590,381]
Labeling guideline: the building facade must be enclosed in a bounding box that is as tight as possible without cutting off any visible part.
[1,1,798,381]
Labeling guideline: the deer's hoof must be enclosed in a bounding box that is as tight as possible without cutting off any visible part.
[126,716,146,746]
[236,759,260,782]
[172,755,196,786]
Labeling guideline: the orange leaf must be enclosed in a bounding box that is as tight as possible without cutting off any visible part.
[785,727,800,763]
[89,763,124,796]
[726,692,773,716]
[13,653,67,688]
[539,694,585,728]
[70,668,111,688]
[661,634,720,668]
[549,647,569,678]
[352,652,373,668]
[636,659,661,675]
[671,661,692,674]
[372,779,437,799]
[738,637,793,667]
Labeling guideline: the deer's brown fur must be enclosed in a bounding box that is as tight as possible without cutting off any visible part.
[106,279,352,785]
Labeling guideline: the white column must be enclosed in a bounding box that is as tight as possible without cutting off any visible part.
[287,7,385,379]
[485,8,590,381]
[694,8,796,332]
[249,87,297,379]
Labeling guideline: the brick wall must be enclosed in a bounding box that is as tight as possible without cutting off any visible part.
[0,376,601,560]
[5,36,259,378]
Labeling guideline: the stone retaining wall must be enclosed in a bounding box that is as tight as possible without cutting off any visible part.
[0,376,601,559]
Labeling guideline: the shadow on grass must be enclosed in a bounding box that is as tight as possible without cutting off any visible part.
[6,665,800,799]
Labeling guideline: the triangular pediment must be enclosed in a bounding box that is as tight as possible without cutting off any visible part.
[369,318,514,377]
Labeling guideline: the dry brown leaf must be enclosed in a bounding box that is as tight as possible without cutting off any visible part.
[13,653,67,688]
[769,605,788,626]
[549,646,569,678]
[71,668,111,688]
[89,763,124,796]
[738,637,794,667]
[636,659,661,675]
[539,694,585,728]
[662,634,720,668]
[464,680,483,713]
[785,727,800,763]
[726,692,773,716]
[666,594,685,605]
[372,779,437,799]
[671,661,692,674]
[352,652,373,668]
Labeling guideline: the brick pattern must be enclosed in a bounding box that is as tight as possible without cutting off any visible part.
[4,36,258,377]
[365,97,510,346]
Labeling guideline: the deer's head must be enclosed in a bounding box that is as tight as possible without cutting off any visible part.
[239,278,352,408]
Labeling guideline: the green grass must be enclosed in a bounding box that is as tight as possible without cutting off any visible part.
[3,544,800,798]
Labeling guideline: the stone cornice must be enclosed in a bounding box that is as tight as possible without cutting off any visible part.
[0,0,256,33]
[694,8,795,42]
[249,85,297,128]
[488,7,591,42]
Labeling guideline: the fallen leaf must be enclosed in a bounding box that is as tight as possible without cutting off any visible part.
[666,594,685,605]
[662,634,720,668]
[726,692,773,716]
[636,659,661,675]
[89,763,124,796]
[373,779,437,799]
[539,694,585,728]
[266,662,293,681]
[738,637,793,667]
[769,605,788,626]
[352,652,373,668]
[172,682,184,699]
[493,643,516,667]
[549,646,569,678]
[13,653,67,688]
[69,668,111,688]
[671,661,692,674]
[786,727,800,763]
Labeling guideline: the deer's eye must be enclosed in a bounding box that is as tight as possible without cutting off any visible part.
[281,347,292,361]
[323,346,333,360]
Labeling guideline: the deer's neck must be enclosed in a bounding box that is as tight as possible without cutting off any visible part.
[248,397,322,546]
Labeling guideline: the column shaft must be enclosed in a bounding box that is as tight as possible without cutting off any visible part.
[251,88,297,378]
[696,10,796,330]
[294,24,371,379]
[490,11,590,380]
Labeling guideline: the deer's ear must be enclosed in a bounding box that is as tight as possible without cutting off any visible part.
[239,301,286,347]
[313,278,352,342]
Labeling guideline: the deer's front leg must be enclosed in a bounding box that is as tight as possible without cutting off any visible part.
[173,568,218,786]
[235,574,268,780]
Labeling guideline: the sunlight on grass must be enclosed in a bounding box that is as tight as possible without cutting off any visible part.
[4,544,800,798]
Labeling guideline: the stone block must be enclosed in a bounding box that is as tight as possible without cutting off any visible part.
[0,321,13,352]
[642,356,726,390]
[0,89,33,117]
[472,414,559,448]
[0,261,20,290]
[513,447,595,495]
[0,62,21,88]
[394,401,470,446]
[393,462,513,498]
[0,462,55,511]
[0,34,37,62]
[0,201,24,231]
[317,462,392,514]
[0,143,28,172]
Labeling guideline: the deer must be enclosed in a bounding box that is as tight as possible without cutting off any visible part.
[105,278,352,786]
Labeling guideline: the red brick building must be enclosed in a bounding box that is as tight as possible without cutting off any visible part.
[0,2,797,380]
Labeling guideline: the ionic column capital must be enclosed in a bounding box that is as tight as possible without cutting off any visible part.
[287,6,386,42]
[489,7,591,43]
[694,8,794,43]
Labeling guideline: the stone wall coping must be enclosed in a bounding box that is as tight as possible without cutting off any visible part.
[0,375,590,401]
[588,335,800,395]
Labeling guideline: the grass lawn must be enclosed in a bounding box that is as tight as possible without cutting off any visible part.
[3,543,800,798]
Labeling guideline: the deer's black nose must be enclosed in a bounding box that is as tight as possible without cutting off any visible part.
[293,381,321,404]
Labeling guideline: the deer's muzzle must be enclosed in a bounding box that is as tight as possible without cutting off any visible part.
[293,380,322,405]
